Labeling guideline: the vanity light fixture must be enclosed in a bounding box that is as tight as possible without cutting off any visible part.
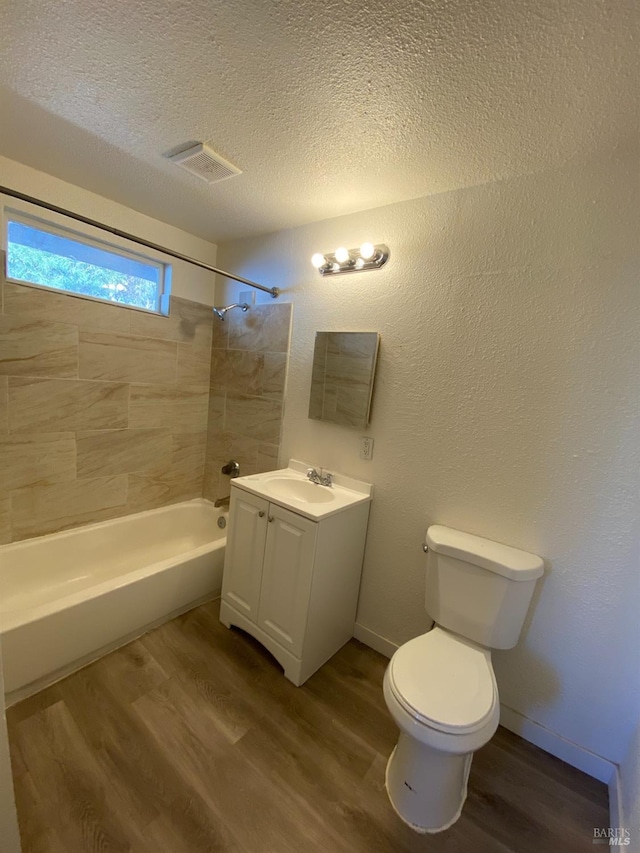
[310,243,390,276]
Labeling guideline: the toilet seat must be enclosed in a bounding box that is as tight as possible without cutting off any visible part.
[387,627,497,735]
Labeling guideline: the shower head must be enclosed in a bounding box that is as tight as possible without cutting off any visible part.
[212,302,249,321]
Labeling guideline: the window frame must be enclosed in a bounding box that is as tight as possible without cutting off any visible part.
[2,197,172,316]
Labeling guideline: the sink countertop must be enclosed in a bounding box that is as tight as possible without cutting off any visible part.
[231,459,373,521]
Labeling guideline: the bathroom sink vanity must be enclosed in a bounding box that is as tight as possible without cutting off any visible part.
[219,460,373,685]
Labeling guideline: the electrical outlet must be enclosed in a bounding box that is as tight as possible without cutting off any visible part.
[360,436,374,461]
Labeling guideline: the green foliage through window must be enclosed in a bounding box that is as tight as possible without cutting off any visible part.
[6,218,168,313]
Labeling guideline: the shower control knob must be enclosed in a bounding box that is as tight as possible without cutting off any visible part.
[268,516,274,523]
[258,511,265,518]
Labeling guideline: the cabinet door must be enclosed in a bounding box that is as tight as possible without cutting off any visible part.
[222,489,269,621]
[257,504,318,657]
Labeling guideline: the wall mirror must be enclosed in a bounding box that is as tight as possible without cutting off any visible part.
[308,331,380,429]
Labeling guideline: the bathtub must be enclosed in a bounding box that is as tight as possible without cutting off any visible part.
[0,498,226,704]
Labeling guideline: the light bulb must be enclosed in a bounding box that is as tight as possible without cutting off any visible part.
[355,257,365,269]
[360,242,375,260]
[311,253,326,268]
[331,262,340,272]
[335,247,350,263]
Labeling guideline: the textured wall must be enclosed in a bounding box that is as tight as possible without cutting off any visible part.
[204,301,292,502]
[0,273,213,541]
[217,142,640,769]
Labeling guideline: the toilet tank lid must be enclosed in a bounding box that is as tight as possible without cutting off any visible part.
[426,526,544,581]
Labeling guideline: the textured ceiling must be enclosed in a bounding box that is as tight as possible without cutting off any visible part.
[0,0,637,242]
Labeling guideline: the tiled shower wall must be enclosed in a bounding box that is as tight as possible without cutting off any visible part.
[0,265,214,542]
[204,301,292,501]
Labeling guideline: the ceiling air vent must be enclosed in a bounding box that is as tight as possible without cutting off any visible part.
[168,143,242,184]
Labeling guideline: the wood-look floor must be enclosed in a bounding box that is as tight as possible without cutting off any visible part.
[6,600,608,853]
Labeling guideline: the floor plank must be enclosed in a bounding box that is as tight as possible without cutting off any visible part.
[6,599,609,853]
[14,700,146,852]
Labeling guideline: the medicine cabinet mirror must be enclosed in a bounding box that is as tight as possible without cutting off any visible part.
[308,331,380,429]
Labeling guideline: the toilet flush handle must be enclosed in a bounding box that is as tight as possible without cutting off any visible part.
[422,543,429,553]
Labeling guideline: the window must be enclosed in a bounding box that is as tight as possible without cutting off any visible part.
[4,209,171,315]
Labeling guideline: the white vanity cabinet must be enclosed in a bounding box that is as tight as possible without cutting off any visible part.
[219,468,372,686]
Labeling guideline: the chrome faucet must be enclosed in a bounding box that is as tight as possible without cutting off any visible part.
[306,467,333,487]
[215,460,240,507]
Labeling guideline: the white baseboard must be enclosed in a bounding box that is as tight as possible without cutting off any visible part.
[353,626,619,789]
[499,704,616,784]
[353,623,399,659]
[608,766,625,832]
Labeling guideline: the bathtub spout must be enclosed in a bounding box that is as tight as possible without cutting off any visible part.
[214,495,230,509]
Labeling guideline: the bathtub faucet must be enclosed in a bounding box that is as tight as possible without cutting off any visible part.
[221,460,240,478]
[215,460,240,508]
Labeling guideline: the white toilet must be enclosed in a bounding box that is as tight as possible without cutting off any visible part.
[383,524,544,834]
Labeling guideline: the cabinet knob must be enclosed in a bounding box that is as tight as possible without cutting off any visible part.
[258,511,265,518]
[268,516,274,522]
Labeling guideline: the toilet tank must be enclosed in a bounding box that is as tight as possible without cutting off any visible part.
[425,525,544,649]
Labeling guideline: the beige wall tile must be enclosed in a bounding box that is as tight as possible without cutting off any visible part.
[208,349,224,390]
[206,429,260,475]
[126,435,206,513]
[0,316,78,378]
[211,319,229,350]
[207,388,225,433]
[257,443,279,473]
[11,475,128,540]
[0,434,76,490]
[208,349,227,391]
[126,472,198,514]
[8,377,129,433]
[177,343,211,386]
[225,393,283,444]
[171,431,207,482]
[227,303,291,353]
[130,297,213,350]
[79,330,177,384]
[76,429,172,478]
[262,353,287,399]
[205,304,290,497]
[0,376,7,434]
[204,429,259,500]
[3,282,131,333]
[202,462,219,503]
[210,349,264,394]
[129,383,208,432]
[0,494,11,544]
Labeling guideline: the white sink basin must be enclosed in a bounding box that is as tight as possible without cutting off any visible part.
[231,461,373,521]
[265,477,335,504]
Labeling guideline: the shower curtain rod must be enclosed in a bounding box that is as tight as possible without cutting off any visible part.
[0,186,280,299]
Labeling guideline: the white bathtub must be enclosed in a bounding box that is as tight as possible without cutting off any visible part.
[0,498,226,703]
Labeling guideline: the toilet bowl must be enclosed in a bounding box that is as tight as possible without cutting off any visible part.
[383,627,500,833]
[383,525,543,833]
